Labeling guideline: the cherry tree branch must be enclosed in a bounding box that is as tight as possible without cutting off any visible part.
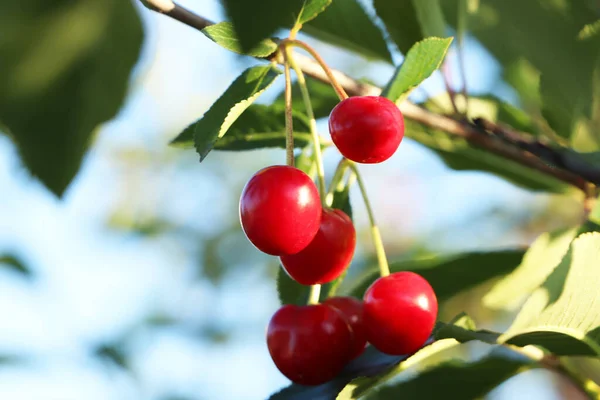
[140,0,599,193]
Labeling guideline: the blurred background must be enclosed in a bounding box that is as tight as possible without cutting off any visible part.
[0,0,587,399]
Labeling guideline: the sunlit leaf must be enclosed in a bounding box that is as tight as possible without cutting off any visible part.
[484,228,578,310]
[382,37,453,102]
[170,65,281,160]
[202,22,278,57]
[501,233,600,356]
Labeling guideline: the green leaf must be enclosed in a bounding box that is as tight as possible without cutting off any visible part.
[170,65,281,160]
[484,228,578,311]
[274,76,339,119]
[411,0,447,38]
[276,267,309,306]
[501,233,600,356]
[201,22,278,57]
[329,184,353,220]
[303,0,393,63]
[434,313,500,344]
[348,250,524,302]
[425,94,535,134]
[295,146,316,176]
[94,343,128,369]
[579,20,600,41]
[405,120,568,193]
[0,0,143,196]
[211,104,312,151]
[442,0,600,143]
[0,254,32,278]
[364,351,534,400]
[219,0,304,52]
[269,342,430,400]
[298,0,332,24]
[382,37,453,102]
[320,183,353,300]
[373,0,422,54]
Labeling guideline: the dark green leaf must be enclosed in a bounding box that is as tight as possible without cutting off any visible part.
[219,0,304,52]
[298,0,332,24]
[212,104,311,151]
[329,184,353,220]
[95,343,128,369]
[364,352,534,400]
[201,22,278,57]
[405,120,568,192]
[277,267,309,306]
[0,254,32,278]
[484,228,577,311]
[304,0,393,63]
[348,250,524,302]
[170,65,281,160]
[501,233,600,356]
[382,37,453,102]
[269,342,430,400]
[274,77,339,119]
[373,0,422,54]
[320,183,353,300]
[442,0,600,143]
[0,0,143,196]
[411,0,447,38]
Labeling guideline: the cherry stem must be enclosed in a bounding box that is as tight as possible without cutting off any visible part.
[345,160,390,277]
[308,283,321,305]
[286,49,327,206]
[281,39,349,101]
[281,46,295,167]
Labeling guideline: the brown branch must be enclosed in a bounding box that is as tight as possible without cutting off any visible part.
[140,0,596,192]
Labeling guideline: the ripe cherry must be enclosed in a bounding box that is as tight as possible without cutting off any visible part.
[239,166,321,256]
[323,296,367,360]
[363,271,437,355]
[280,208,356,285]
[328,96,404,163]
[267,304,353,385]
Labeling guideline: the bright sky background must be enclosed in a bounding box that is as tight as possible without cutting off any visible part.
[0,1,570,399]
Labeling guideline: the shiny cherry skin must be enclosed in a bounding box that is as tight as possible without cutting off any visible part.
[323,296,367,360]
[363,271,437,355]
[267,304,353,385]
[239,166,321,256]
[280,208,356,285]
[329,96,404,163]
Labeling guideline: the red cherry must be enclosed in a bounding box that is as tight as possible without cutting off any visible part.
[280,209,356,285]
[267,304,353,385]
[363,271,437,355]
[239,166,321,256]
[323,296,367,360]
[329,96,404,163]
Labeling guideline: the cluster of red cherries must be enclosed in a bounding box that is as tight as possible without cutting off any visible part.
[239,96,438,386]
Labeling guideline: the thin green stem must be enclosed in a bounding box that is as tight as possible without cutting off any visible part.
[281,39,349,101]
[308,284,321,305]
[287,49,327,206]
[281,46,295,167]
[346,161,390,277]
